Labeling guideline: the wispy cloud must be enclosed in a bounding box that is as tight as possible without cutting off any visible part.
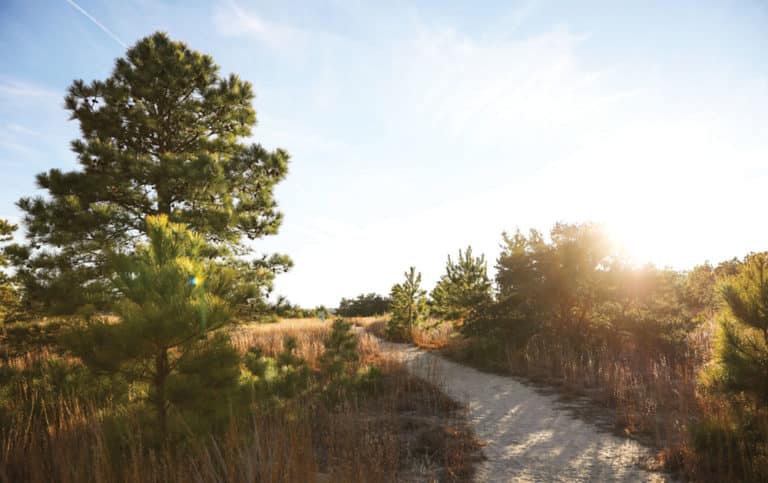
[0,138,39,158]
[0,123,47,158]
[4,123,44,137]
[0,79,59,99]
[213,2,307,49]
[65,0,127,48]
[385,25,609,145]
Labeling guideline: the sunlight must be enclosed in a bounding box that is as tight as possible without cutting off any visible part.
[607,215,675,267]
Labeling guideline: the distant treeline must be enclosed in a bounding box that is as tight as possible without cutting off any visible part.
[336,293,390,317]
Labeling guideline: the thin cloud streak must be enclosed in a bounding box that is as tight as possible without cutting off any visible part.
[65,0,127,48]
[0,80,58,99]
[213,2,307,49]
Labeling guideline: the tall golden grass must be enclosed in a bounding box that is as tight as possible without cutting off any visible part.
[359,313,767,481]
[0,317,479,483]
[351,316,454,350]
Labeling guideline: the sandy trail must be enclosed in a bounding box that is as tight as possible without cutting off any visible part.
[381,341,668,483]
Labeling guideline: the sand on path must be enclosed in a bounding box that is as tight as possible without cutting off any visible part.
[381,341,669,483]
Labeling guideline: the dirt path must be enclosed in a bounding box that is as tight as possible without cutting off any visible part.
[381,341,669,482]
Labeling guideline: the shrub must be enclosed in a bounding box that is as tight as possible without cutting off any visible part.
[320,318,382,402]
[243,336,311,403]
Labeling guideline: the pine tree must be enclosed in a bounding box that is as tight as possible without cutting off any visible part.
[320,318,359,378]
[430,246,492,322]
[0,219,20,325]
[706,252,768,403]
[64,215,240,439]
[0,219,14,267]
[13,32,289,314]
[387,267,428,341]
[318,318,381,402]
[243,336,310,402]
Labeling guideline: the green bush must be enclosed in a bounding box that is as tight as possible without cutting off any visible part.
[320,318,382,403]
[704,253,768,402]
[430,246,492,322]
[243,336,311,404]
[387,267,428,341]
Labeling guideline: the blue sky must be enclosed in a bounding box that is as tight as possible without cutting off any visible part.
[1,0,767,307]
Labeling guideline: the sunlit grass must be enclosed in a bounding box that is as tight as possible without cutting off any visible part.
[0,316,479,483]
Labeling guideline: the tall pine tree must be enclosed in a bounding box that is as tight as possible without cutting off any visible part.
[13,32,289,313]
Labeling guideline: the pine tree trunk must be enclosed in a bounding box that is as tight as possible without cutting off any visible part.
[407,298,413,331]
[157,192,171,216]
[155,349,170,438]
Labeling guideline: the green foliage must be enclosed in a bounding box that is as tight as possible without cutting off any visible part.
[240,320,380,407]
[387,267,428,341]
[64,215,239,439]
[704,252,768,403]
[1,321,63,358]
[603,265,700,358]
[315,305,330,320]
[353,364,383,395]
[320,318,381,402]
[165,333,241,434]
[337,292,390,317]
[214,255,293,309]
[0,220,21,325]
[683,262,717,318]
[461,230,543,346]
[465,223,705,359]
[466,224,613,341]
[537,222,613,330]
[268,295,323,318]
[13,32,290,314]
[320,318,359,378]
[430,246,492,322]
[0,357,126,430]
[448,335,510,373]
[0,218,15,270]
[243,336,311,403]
[0,286,21,328]
[691,401,768,482]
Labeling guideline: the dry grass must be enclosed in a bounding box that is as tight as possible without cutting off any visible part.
[231,318,332,366]
[357,314,750,480]
[410,321,455,350]
[350,315,387,337]
[350,315,454,350]
[440,323,768,481]
[515,332,700,446]
[0,317,481,483]
[506,326,768,481]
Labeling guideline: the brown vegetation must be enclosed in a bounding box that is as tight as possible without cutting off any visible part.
[0,318,480,483]
[369,312,764,482]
